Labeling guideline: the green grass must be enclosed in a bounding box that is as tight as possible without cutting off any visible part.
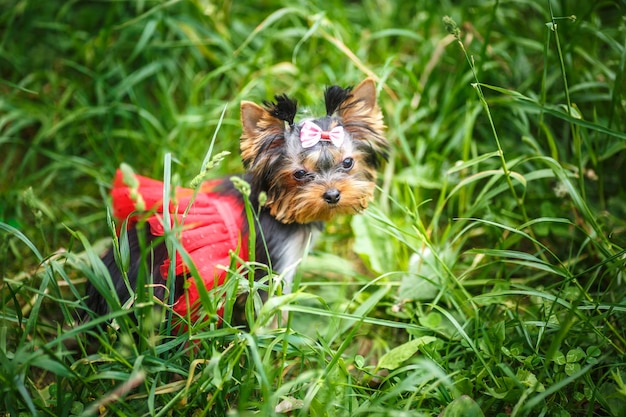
[2,0,626,415]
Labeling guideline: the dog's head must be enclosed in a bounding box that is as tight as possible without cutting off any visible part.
[240,78,388,224]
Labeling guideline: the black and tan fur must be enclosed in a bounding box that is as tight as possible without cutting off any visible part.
[86,78,388,322]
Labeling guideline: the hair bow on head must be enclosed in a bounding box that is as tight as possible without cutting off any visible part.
[299,121,345,148]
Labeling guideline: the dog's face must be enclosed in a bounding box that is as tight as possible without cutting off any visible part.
[239,78,388,224]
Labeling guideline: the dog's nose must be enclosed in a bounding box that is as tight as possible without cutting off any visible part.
[323,188,341,204]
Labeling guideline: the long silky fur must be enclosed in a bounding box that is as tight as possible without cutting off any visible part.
[263,94,298,126]
[324,85,353,116]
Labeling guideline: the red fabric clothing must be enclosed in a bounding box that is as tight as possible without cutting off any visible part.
[110,169,247,320]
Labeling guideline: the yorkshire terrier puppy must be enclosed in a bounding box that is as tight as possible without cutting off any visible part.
[85,78,388,326]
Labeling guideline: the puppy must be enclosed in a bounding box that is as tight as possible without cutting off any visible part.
[85,78,388,326]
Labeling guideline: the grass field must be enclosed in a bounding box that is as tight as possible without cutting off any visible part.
[2,0,626,416]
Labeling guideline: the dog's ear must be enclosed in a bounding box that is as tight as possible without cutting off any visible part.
[336,78,388,161]
[240,101,286,169]
[339,79,377,116]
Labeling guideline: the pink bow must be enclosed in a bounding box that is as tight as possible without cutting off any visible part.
[299,121,345,148]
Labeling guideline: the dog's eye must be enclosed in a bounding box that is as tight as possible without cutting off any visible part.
[293,169,309,181]
[342,157,354,170]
